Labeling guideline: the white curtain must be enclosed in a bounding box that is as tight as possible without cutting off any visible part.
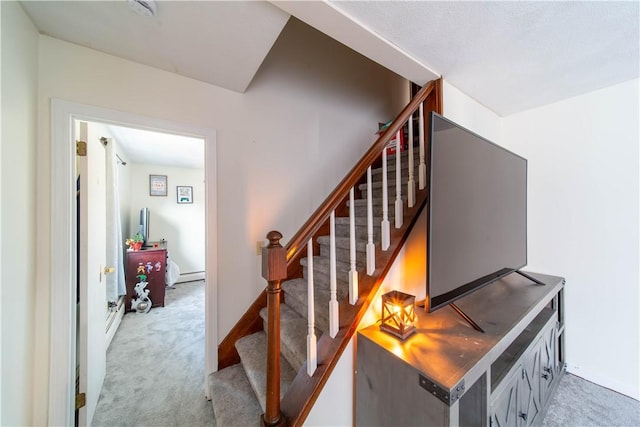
[105,140,126,302]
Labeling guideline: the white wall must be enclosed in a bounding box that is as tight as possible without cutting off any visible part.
[0,2,39,425]
[33,16,404,423]
[128,163,205,274]
[443,80,503,144]
[503,78,640,399]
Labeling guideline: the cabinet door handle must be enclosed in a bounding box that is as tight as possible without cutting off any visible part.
[519,412,527,421]
[543,367,552,373]
[541,373,549,380]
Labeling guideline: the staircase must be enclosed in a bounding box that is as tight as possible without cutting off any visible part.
[211,79,443,426]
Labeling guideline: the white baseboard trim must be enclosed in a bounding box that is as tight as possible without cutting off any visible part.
[105,298,125,350]
[566,363,640,400]
[175,271,205,284]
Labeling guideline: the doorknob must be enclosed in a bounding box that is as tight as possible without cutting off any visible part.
[104,266,115,274]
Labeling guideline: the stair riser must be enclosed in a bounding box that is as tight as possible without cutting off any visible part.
[336,215,385,228]
[259,305,309,373]
[317,236,367,251]
[335,223,382,241]
[302,266,353,293]
[284,296,330,335]
[319,244,366,269]
[348,204,396,218]
[371,152,420,170]
[282,279,353,335]
[347,197,396,208]
[259,313,324,343]
[234,332,296,413]
[380,150,421,162]
[371,164,420,177]
[359,180,421,193]
[368,168,418,188]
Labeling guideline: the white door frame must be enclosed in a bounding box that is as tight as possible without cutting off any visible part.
[49,99,218,426]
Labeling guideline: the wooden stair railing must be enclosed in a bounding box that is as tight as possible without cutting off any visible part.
[261,231,287,427]
[218,78,443,426]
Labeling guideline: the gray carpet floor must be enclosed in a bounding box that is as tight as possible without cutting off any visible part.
[542,373,640,427]
[91,280,638,427]
[92,280,215,427]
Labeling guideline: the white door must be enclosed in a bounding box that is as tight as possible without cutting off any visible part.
[77,121,107,426]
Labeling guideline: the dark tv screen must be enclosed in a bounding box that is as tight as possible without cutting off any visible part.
[427,113,527,312]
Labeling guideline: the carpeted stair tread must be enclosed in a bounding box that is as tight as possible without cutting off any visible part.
[347,203,397,218]
[208,364,262,427]
[286,279,348,332]
[301,266,353,298]
[317,235,368,252]
[235,332,296,413]
[300,255,358,288]
[259,301,304,329]
[260,305,309,372]
[300,255,352,273]
[359,178,417,192]
[371,151,420,171]
[335,215,386,227]
[380,149,420,162]
[282,278,343,333]
[333,217,384,240]
[316,236,367,268]
[371,163,418,177]
[334,223,382,240]
[347,197,396,208]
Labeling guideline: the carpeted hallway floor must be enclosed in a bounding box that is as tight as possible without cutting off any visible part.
[92,279,638,427]
[542,373,639,427]
[92,280,215,427]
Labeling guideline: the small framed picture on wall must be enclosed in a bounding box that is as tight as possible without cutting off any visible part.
[149,175,168,196]
[177,186,193,204]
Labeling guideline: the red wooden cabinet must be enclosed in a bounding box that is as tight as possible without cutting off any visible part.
[125,248,166,312]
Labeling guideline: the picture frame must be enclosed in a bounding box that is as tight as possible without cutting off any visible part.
[177,186,193,204]
[149,175,167,196]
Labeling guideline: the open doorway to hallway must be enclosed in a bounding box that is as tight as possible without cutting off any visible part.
[76,119,208,425]
[49,99,218,427]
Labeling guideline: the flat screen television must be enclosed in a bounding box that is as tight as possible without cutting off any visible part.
[426,112,528,313]
[139,207,149,245]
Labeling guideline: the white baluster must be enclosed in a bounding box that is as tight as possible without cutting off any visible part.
[366,166,375,275]
[329,211,339,338]
[381,147,390,251]
[407,111,416,208]
[348,187,358,305]
[306,239,317,376]
[395,130,404,228]
[419,102,426,190]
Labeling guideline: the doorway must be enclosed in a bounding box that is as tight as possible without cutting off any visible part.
[49,99,218,426]
[77,119,207,425]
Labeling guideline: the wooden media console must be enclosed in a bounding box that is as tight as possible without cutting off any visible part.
[357,272,565,427]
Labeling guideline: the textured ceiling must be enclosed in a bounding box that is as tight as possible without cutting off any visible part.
[20,0,290,93]
[329,1,640,115]
[106,125,204,169]
[19,0,639,164]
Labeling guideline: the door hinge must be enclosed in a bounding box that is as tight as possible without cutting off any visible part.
[76,392,86,410]
[76,140,87,157]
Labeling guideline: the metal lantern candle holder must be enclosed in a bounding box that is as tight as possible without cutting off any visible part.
[380,290,417,339]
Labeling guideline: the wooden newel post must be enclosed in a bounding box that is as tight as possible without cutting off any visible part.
[261,231,287,427]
